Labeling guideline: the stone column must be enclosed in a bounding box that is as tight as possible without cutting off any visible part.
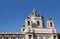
[24,34,28,39]
[23,37,25,39]
[56,35,58,39]
[38,36,39,39]
[51,35,54,39]
[16,37,18,39]
[44,36,46,39]
[9,36,11,39]
[1,37,3,39]
[31,35,33,39]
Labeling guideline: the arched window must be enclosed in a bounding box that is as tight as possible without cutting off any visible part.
[54,36,56,39]
[27,21,30,25]
[23,28,25,31]
[50,22,52,27]
[37,21,40,26]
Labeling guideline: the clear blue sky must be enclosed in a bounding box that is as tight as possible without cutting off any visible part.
[0,0,60,33]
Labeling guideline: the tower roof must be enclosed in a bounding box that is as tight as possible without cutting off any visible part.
[26,8,44,19]
[48,18,52,20]
[31,8,40,17]
[28,8,42,18]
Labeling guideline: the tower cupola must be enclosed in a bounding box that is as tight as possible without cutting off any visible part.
[47,18,54,28]
[25,9,44,28]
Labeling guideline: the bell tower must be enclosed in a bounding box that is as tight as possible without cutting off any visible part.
[47,18,54,28]
[47,18,57,33]
[25,16,31,27]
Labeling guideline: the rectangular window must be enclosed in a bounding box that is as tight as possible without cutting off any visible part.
[29,35,32,39]
[0,37,1,39]
[3,37,9,39]
[40,36,44,39]
[5,37,9,39]
[46,36,50,39]
[34,36,38,39]
[18,37,23,39]
[11,37,16,39]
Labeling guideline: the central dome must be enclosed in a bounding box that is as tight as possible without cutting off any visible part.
[27,9,43,19]
[29,9,41,17]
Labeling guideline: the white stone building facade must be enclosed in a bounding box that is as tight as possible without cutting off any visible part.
[0,9,59,39]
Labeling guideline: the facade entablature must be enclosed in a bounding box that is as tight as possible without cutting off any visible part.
[32,28,56,33]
